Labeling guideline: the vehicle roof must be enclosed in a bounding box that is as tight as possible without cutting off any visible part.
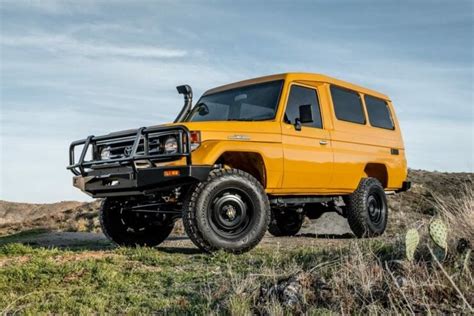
[203,72,390,100]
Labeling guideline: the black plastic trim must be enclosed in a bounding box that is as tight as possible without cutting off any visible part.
[73,165,212,198]
[395,181,411,193]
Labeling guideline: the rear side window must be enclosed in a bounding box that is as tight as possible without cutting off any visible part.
[330,86,365,124]
[365,95,395,130]
[284,85,322,128]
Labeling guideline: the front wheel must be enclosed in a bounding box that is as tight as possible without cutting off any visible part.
[182,168,270,253]
[344,178,388,237]
[100,198,175,247]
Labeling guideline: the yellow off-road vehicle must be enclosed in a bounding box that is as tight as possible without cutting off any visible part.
[68,73,409,253]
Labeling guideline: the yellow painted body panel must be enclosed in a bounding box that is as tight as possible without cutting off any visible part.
[163,72,407,195]
[170,121,285,191]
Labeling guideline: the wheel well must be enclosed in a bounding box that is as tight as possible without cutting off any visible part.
[364,163,388,188]
[215,152,266,187]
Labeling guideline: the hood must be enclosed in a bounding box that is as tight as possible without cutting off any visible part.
[166,121,282,142]
[97,120,281,143]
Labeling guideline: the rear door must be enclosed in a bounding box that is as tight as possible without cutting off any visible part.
[281,83,333,191]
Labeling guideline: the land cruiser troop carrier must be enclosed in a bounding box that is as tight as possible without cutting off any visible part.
[68,73,410,253]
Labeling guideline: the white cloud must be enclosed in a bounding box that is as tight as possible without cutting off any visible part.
[0,30,246,202]
[0,0,100,15]
[1,34,187,59]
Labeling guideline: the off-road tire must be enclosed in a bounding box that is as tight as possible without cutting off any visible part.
[268,210,304,237]
[345,178,388,237]
[182,168,271,253]
[100,198,175,247]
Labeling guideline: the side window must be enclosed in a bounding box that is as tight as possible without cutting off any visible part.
[365,95,395,130]
[330,86,365,124]
[284,85,322,128]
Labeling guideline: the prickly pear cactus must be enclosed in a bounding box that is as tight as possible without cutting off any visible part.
[429,218,448,250]
[405,228,420,261]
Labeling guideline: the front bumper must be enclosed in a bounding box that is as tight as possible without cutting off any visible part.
[68,125,211,197]
[73,165,212,197]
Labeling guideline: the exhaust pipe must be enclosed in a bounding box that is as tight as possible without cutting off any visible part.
[174,84,193,123]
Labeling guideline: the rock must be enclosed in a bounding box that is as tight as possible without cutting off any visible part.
[259,273,308,308]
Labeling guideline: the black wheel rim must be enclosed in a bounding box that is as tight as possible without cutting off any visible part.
[114,200,158,233]
[208,189,254,238]
[120,208,147,232]
[367,193,384,225]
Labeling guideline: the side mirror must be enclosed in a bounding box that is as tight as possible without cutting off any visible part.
[197,102,209,116]
[299,104,313,124]
[294,104,313,131]
[294,118,302,131]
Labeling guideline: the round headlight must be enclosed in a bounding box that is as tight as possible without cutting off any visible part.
[100,146,111,160]
[164,137,178,153]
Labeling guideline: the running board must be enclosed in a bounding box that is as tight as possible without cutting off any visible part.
[269,196,334,207]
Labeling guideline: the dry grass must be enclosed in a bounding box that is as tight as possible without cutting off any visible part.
[223,244,472,314]
[221,188,474,315]
[0,172,472,314]
[435,183,474,246]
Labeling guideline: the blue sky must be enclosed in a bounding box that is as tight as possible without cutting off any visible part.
[0,0,473,202]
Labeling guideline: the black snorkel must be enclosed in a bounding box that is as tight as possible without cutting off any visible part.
[174,84,193,123]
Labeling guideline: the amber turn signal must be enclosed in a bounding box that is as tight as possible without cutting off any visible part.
[164,170,180,177]
[190,131,201,151]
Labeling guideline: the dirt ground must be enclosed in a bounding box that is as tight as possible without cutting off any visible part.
[1,230,351,251]
[0,169,472,248]
[0,210,351,253]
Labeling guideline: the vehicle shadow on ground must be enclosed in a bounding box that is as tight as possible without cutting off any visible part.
[296,233,355,239]
[0,229,113,251]
[0,229,355,253]
[0,230,204,253]
[156,236,203,255]
[156,246,202,255]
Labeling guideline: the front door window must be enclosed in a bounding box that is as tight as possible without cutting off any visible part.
[284,85,323,129]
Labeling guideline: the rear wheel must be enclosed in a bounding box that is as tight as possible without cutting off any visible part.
[182,168,270,253]
[100,198,175,247]
[344,178,388,237]
[268,209,304,237]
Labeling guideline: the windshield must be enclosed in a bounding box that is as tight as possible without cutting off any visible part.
[185,80,283,122]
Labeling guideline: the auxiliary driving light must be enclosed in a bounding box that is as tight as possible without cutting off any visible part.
[164,136,178,153]
[100,146,111,160]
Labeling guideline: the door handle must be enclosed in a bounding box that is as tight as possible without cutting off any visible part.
[319,140,328,145]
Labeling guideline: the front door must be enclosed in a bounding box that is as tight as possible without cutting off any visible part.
[281,84,333,191]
